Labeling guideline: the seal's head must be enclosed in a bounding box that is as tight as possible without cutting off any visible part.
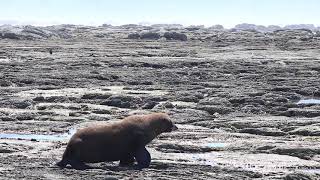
[149,113,178,133]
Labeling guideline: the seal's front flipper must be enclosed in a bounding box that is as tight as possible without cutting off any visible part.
[134,146,151,169]
[69,159,90,170]
[119,156,135,166]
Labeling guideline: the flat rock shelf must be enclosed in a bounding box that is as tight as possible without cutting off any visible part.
[0,25,320,179]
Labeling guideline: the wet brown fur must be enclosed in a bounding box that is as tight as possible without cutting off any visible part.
[57,113,175,168]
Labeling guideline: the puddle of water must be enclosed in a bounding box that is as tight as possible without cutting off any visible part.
[0,58,10,63]
[303,169,320,174]
[297,99,320,105]
[170,101,197,107]
[206,143,228,148]
[0,128,76,141]
[176,124,212,131]
[155,147,320,174]
[16,86,167,98]
[0,108,37,114]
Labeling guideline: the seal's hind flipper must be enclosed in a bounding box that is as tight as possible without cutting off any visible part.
[134,146,151,169]
[56,158,90,170]
[56,159,68,168]
[69,159,90,170]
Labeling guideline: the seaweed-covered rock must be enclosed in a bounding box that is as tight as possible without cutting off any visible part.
[127,33,140,39]
[2,32,20,39]
[271,147,320,160]
[198,97,232,106]
[239,127,287,136]
[81,93,112,100]
[45,96,70,103]
[0,80,12,87]
[0,24,71,40]
[15,112,36,121]
[284,172,316,180]
[282,108,320,117]
[155,143,214,153]
[140,32,161,40]
[289,125,320,136]
[101,95,142,108]
[196,105,232,115]
[163,32,187,41]
[141,101,158,109]
[13,100,33,109]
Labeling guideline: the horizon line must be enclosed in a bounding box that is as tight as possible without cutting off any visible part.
[1,20,320,29]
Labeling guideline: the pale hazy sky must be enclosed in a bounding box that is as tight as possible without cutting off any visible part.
[0,0,319,27]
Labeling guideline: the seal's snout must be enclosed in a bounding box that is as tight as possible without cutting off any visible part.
[164,123,178,132]
[171,125,178,131]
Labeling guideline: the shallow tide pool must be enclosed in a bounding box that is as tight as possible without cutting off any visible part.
[297,99,320,105]
[0,128,76,141]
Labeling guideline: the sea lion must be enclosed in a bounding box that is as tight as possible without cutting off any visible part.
[56,113,177,169]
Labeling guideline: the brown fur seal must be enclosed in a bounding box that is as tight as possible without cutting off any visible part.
[56,113,177,169]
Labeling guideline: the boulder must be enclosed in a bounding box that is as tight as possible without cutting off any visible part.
[13,100,33,109]
[140,32,161,40]
[284,24,316,31]
[101,95,142,108]
[2,32,20,39]
[127,33,140,39]
[208,25,224,30]
[141,101,158,109]
[163,32,187,41]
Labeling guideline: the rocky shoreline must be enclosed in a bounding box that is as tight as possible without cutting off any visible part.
[0,24,320,179]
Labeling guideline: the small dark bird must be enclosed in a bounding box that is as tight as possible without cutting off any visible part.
[49,49,53,55]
